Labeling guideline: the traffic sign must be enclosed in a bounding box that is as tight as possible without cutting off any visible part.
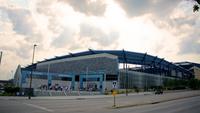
[112,81,117,89]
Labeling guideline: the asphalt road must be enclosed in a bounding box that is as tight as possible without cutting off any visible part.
[0,91,200,113]
[117,96,200,113]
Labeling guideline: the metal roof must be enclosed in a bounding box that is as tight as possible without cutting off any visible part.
[26,49,192,75]
[175,61,200,69]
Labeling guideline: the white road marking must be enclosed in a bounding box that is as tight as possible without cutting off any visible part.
[23,103,54,112]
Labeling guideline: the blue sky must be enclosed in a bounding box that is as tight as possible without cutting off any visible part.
[0,0,200,80]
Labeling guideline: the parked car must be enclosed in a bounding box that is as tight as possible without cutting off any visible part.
[155,89,163,94]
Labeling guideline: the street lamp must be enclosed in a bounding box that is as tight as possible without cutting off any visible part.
[28,44,37,99]
[125,63,128,96]
[0,51,3,65]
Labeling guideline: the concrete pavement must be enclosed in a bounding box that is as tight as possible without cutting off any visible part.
[1,90,200,108]
[0,90,200,113]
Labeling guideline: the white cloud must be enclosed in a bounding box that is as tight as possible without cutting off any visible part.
[115,0,180,17]
[0,0,199,80]
[59,0,107,16]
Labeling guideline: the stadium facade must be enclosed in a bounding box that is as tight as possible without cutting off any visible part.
[14,49,199,94]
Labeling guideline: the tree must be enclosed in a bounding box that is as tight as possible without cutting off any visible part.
[4,84,20,96]
[188,79,200,90]
[192,0,200,12]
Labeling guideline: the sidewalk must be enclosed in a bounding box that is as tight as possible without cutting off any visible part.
[33,91,153,100]
[114,90,200,108]
[0,91,152,100]
[1,90,200,109]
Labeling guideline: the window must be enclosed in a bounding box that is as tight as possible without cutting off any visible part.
[106,75,118,81]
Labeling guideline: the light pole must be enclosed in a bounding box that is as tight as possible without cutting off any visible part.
[0,51,3,65]
[11,70,13,79]
[28,44,37,99]
[86,67,88,91]
[125,63,128,96]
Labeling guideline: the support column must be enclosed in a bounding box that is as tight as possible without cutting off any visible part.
[99,75,103,94]
[71,75,75,90]
[80,75,83,89]
[103,74,106,93]
[47,74,52,89]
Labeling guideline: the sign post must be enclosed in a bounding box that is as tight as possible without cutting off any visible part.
[112,81,117,107]
[112,81,117,89]
[112,90,117,107]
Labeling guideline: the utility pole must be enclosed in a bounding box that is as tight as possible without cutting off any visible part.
[28,44,37,99]
[86,67,88,91]
[0,51,3,65]
[11,70,13,79]
[125,63,128,96]
[123,49,128,96]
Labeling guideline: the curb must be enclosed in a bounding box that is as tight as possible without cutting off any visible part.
[112,94,200,109]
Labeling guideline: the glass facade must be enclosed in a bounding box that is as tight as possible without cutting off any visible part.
[119,70,175,89]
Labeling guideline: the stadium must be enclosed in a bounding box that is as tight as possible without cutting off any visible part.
[14,49,200,95]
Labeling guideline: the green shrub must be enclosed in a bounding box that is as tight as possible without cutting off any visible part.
[4,86,20,96]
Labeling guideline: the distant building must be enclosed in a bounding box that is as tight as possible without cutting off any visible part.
[191,66,200,80]
[0,80,12,93]
[0,80,12,87]
[175,62,200,80]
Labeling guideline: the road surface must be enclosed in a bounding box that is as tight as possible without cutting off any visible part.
[0,91,200,113]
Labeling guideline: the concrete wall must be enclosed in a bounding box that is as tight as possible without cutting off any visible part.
[22,78,71,89]
[36,53,118,75]
[193,66,200,80]
[51,80,71,87]
[69,81,114,91]
[14,65,22,87]
[22,78,48,89]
